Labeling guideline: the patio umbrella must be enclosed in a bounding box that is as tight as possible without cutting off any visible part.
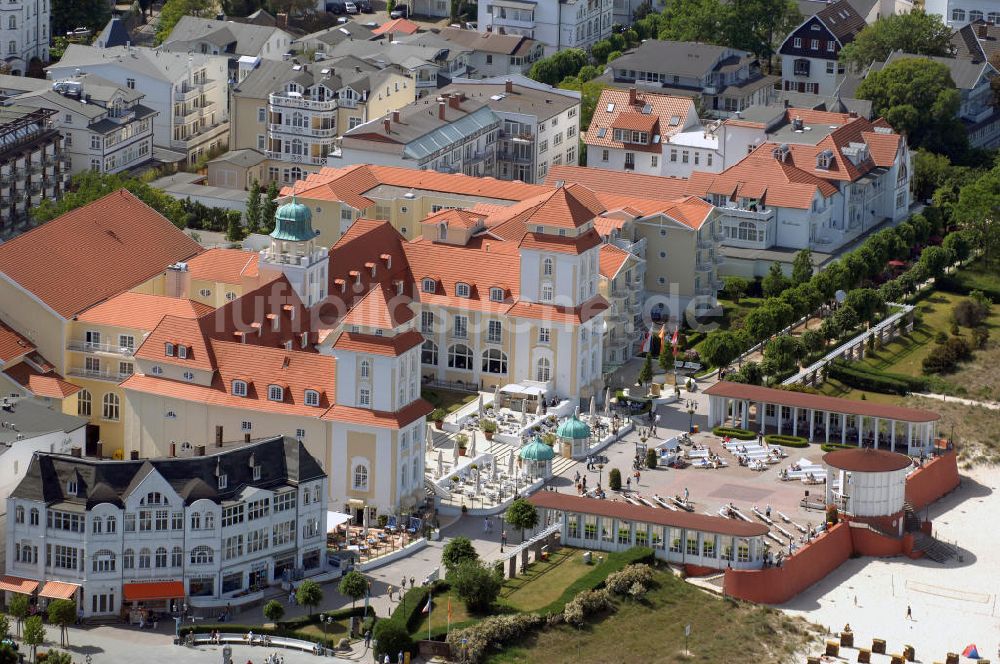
[454,436,461,464]
[536,397,544,416]
[426,422,434,452]
[491,455,498,482]
[436,449,443,478]
[589,395,596,421]
[508,449,515,475]
[604,387,612,415]
[469,431,477,457]
[493,383,501,409]
[520,399,527,425]
[478,393,484,419]
[362,506,369,536]
[962,645,981,659]
[474,468,481,495]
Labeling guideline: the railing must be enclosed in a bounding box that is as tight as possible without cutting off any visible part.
[695,261,712,273]
[175,80,216,101]
[269,123,336,138]
[337,97,358,109]
[268,93,337,111]
[496,150,532,164]
[697,235,714,249]
[490,15,535,29]
[67,340,135,355]
[720,206,774,221]
[265,151,328,165]
[67,367,131,382]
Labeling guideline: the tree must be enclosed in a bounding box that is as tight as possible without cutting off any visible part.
[51,0,111,40]
[527,49,588,86]
[8,595,27,638]
[447,561,502,613]
[912,149,953,202]
[263,599,285,624]
[558,77,608,135]
[951,166,1000,266]
[296,579,324,616]
[506,498,539,542]
[942,231,972,263]
[839,11,952,71]
[337,571,367,610]
[0,614,9,640]
[845,288,885,324]
[791,249,814,285]
[831,304,860,335]
[658,333,674,372]
[42,652,72,664]
[245,179,263,234]
[637,352,654,386]
[261,181,280,234]
[442,536,479,572]
[645,448,658,469]
[372,620,413,661]
[857,57,968,158]
[919,245,951,278]
[952,297,990,327]
[155,0,213,44]
[802,329,825,354]
[700,331,742,369]
[47,599,75,648]
[0,643,16,664]
[660,0,730,45]
[23,616,44,663]
[225,211,246,243]
[608,467,622,491]
[732,0,802,64]
[762,261,791,298]
[33,170,185,227]
[722,276,750,303]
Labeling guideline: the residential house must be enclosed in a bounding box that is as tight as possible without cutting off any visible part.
[229,56,413,183]
[428,28,544,79]
[0,0,49,76]
[12,74,157,175]
[0,105,70,238]
[206,148,268,189]
[94,16,132,50]
[5,437,327,617]
[584,88,700,176]
[290,22,375,57]
[47,46,230,167]
[478,0,614,55]
[778,0,866,96]
[797,0,914,25]
[371,18,421,38]
[926,0,999,26]
[441,76,580,183]
[0,398,86,504]
[161,16,293,64]
[601,41,778,117]
[322,39,471,95]
[336,91,501,176]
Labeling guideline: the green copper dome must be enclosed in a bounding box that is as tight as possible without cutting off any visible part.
[519,437,555,462]
[556,414,591,440]
[270,197,315,242]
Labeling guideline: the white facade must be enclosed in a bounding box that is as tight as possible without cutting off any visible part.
[478,0,614,55]
[0,0,49,76]
[925,0,1000,26]
[827,466,909,519]
[660,130,723,179]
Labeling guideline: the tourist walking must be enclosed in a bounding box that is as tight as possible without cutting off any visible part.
[906,605,912,620]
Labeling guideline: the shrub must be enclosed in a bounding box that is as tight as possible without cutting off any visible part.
[821,443,855,452]
[608,468,622,491]
[563,588,612,626]
[934,331,949,344]
[952,298,990,327]
[922,336,972,373]
[447,561,503,613]
[764,434,810,448]
[430,408,448,422]
[446,614,546,664]
[827,361,913,395]
[711,426,757,440]
[604,564,654,595]
[533,547,655,617]
[972,326,989,349]
[645,448,657,469]
[481,419,497,433]
[372,620,413,660]
[442,536,479,573]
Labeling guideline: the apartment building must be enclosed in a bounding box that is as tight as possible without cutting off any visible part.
[0,105,69,239]
[779,0,866,96]
[161,16,293,63]
[442,76,580,183]
[12,74,156,175]
[478,0,614,54]
[584,88,700,176]
[47,46,230,166]
[429,28,544,79]
[337,92,501,175]
[926,0,996,25]
[5,437,327,617]
[291,22,375,55]
[601,41,777,117]
[230,56,414,183]
[0,0,49,76]
[323,39,470,95]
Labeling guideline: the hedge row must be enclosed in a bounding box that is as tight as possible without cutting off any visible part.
[821,443,855,452]
[764,434,810,448]
[828,361,912,396]
[387,580,449,633]
[179,607,376,646]
[712,426,757,440]
[277,605,373,631]
[830,360,929,393]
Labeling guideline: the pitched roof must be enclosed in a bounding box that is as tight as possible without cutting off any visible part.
[0,190,202,318]
[184,247,260,283]
[545,165,690,201]
[816,0,867,43]
[372,18,420,36]
[0,321,35,364]
[520,185,606,230]
[599,244,632,279]
[4,361,80,398]
[435,27,538,55]
[95,17,131,49]
[340,284,414,329]
[48,45,227,83]
[331,329,424,356]
[506,296,610,324]
[162,16,288,56]
[607,40,751,79]
[321,399,433,426]
[76,293,215,331]
[586,88,695,151]
[403,233,520,311]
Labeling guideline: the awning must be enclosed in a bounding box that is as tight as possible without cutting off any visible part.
[500,383,546,396]
[123,581,185,602]
[327,510,352,531]
[39,581,79,600]
[0,576,38,594]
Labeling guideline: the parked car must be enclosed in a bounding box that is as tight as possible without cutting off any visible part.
[357,0,373,12]
[389,4,409,17]
[326,0,346,13]
[344,1,359,13]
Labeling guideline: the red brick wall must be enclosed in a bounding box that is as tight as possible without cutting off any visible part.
[905,453,959,511]
[849,525,904,557]
[723,522,853,604]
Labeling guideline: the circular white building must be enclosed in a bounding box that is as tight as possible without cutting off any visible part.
[823,448,912,520]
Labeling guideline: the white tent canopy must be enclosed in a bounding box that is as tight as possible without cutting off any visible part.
[500,383,547,396]
[327,511,352,531]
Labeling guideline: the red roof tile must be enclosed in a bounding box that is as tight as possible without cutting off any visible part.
[506,296,609,324]
[599,244,632,279]
[0,322,34,364]
[185,248,260,283]
[518,228,603,255]
[77,293,215,331]
[332,329,424,356]
[586,89,695,151]
[611,111,659,132]
[321,398,433,427]
[0,190,202,318]
[546,165,690,202]
[372,17,419,35]
[4,361,80,398]
[340,284,414,329]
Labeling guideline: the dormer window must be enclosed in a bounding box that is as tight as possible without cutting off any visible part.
[268,385,284,402]
[456,283,471,298]
[165,342,174,356]
[232,380,248,397]
[178,345,188,359]
[817,149,833,170]
[67,479,78,495]
[422,278,436,293]
[304,389,320,407]
[217,474,228,490]
[439,223,447,240]
[489,287,504,302]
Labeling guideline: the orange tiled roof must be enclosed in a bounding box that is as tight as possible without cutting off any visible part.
[135,314,216,372]
[519,184,606,230]
[784,107,855,127]
[321,399,434,426]
[340,284,414,329]
[332,329,424,357]
[404,234,519,311]
[372,17,419,35]
[4,361,80,398]
[0,321,34,364]
[586,89,694,151]
[518,228,603,255]
[599,244,633,279]
[77,293,215,331]
[0,190,202,318]
[327,220,412,317]
[545,165,689,202]
[185,248,260,283]
[507,295,610,325]
[420,208,485,229]
[722,118,766,129]
[612,112,658,132]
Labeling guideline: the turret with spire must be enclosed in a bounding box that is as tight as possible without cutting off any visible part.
[259,183,328,307]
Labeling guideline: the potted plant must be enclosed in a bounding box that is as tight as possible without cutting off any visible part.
[431,408,447,430]
[456,433,469,456]
[482,419,498,440]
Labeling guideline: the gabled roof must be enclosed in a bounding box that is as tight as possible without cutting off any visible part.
[162,16,289,57]
[403,233,520,311]
[816,0,867,43]
[586,88,694,152]
[545,165,690,201]
[47,45,227,84]
[4,360,80,399]
[95,17,131,49]
[520,184,606,230]
[0,321,34,364]
[884,50,990,91]
[76,293,214,331]
[599,244,633,279]
[185,248,260,283]
[434,27,539,56]
[340,284,414,329]
[372,18,420,36]
[0,190,202,318]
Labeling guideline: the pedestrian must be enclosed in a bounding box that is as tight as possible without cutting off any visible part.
[906,605,912,620]
[409,576,415,589]
[364,630,371,648]
[765,504,772,519]
[384,655,390,664]
[626,477,631,490]
[288,587,295,604]
[398,651,404,664]
[401,576,407,590]
[501,530,507,547]
[388,585,394,601]
[684,487,689,502]
[853,595,858,607]
[483,518,489,533]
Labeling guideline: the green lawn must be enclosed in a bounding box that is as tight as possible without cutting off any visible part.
[501,548,592,612]
[297,620,349,642]
[409,586,475,637]
[487,569,819,664]
[422,388,478,414]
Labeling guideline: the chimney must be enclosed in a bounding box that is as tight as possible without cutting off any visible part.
[383,118,391,134]
[70,446,82,458]
[448,94,462,110]
[848,110,858,118]
[195,444,206,456]
[977,22,988,38]
[438,101,446,120]
[392,110,400,123]
[505,79,513,93]
[629,87,637,106]
[276,12,288,28]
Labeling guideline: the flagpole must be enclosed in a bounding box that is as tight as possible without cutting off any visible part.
[427,586,433,641]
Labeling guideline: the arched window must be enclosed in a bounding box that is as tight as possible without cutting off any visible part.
[232,380,247,397]
[304,389,320,406]
[952,8,966,21]
[102,393,120,421]
[536,357,551,382]
[14,506,23,523]
[400,462,408,488]
[421,340,438,365]
[543,257,553,276]
[77,389,91,416]
[267,385,284,402]
[155,547,167,568]
[422,278,436,293]
[92,549,115,573]
[456,282,470,298]
[736,221,758,242]
[489,287,504,302]
[481,349,508,374]
[143,492,165,505]
[447,344,474,370]
[29,508,38,526]
[190,546,213,565]
[123,548,135,569]
[360,360,370,379]
[439,223,447,240]
[138,548,151,569]
[204,513,215,529]
[171,546,183,567]
[290,166,302,181]
[291,111,305,127]
[290,138,303,156]
[353,464,368,490]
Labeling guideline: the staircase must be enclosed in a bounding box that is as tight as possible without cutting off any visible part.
[913,532,957,563]
[902,501,922,533]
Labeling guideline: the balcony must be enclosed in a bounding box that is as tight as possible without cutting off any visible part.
[265,150,329,166]
[467,150,488,164]
[269,123,336,138]
[497,150,532,164]
[714,252,725,266]
[67,340,135,356]
[269,92,337,111]
[491,14,535,29]
[175,80,217,101]
[67,367,131,382]
[169,122,229,151]
[337,97,359,109]
[695,260,712,273]
[500,129,534,142]
[720,205,774,221]
[696,234,714,249]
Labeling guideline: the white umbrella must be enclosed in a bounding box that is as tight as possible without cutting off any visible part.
[469,431,477,457]
[508,449,515,475]
[604,387,612,415]
[589,395,596,421]
[362,506,369,536]
[436,450,443,478]
[426,423,434,452]
[491,455,498,482]
[478,394,484,419]
[454,436,461,464]
[493,384,501,410]
[536,397,543,416]
[520,399,527,425]
[474,468,481,495]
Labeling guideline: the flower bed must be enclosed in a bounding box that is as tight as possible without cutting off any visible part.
[712,426,757,440]
[820,443,855,452]
[178,606,376,648]
[764,434,810,448]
